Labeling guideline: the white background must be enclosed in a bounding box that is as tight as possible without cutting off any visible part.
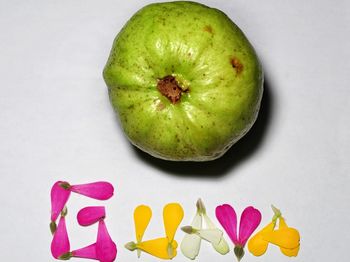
[0,0,349,261]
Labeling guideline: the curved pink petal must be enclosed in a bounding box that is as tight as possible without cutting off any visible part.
[72,243,98,260]
[215,204,238,245]
[96,220,117,262]
[77,206,106,226]
[238,206,262,246]
[50,181,71,222]
[70,182,114,200]
[51,216,70,259]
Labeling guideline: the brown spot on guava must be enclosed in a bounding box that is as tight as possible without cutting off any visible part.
[204,25,213,34]
[230,57,243,75]
[156,101,165,111]
[157,75,183,104]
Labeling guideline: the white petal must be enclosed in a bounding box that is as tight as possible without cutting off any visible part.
[212,237,230,255]
[203,213,216,229]
[181,234,201,260]
[192,211,202,229]
[181,212,202,259]
[203,213,230,254]
[196,229,223,245]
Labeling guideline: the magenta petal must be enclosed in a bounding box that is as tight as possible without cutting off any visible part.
[51,216,70,259]
[216,204,238,245]
[77,206,106,226]
[50,181,71,222]
[72,243,98,260]
[96,220,117,262]
[238,206,262,246]
[70,182,114,200]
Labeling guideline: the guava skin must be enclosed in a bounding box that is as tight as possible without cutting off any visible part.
[103,1,263,161]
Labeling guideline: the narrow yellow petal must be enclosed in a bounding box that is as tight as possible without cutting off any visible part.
[248,221,275,256]
[136,237,178,259]
[134,205,152,243]
[163,203,184,243]
[280,245,300,257]
[278,217,288,229]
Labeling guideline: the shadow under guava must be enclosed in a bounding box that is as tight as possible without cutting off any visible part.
[131,76,274,178]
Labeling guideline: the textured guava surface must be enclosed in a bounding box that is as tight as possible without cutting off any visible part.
[103,1,263,161]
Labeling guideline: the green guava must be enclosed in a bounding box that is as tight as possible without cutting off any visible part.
[103,1,263,161]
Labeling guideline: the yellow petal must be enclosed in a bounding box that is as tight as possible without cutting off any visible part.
[163,203,184,243]
[280,245,300,257]
[278,217,288,229]
[262,222,300,249]
[248,221,275,256]
[134,205,152,243]
[277,218,300,256]
[136,237,178,259]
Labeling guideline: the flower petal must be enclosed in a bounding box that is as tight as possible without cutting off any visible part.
[136,237,178,259]
[134,205,152,258]
[180,234,201,260]
[77,206,106,226]
[180,211,202,260]
[248,221,275,256]
[196,229,223,245]
[215,204,238,245]
[214,237,231,255]
[72,243,97,259]
[134,205,152,243]
[96,219,117,262]
[280,245,300,257]
[51,216,70,259]
[203,212,230,255]
[50,181,71,222]
[163,203,184,243]
[262,228,300,249]
[238,206,262,246]
[71,182,114,200]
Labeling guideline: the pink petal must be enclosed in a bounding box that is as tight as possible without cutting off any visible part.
[215,204,238,245]
[77,206,106,226]
[51,216,70,259]
[72,243,98,260]
[50,181,71,222]
[70,182,114,200]
[96,219,117,262]
[238,206,262,246]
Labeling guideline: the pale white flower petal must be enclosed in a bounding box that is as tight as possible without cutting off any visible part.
[181,233,202,260]
[196,229,223,245]
[181,211,202,259]
[203,212,230,254]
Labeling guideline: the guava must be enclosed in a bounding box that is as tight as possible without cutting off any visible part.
[103,1,263,161]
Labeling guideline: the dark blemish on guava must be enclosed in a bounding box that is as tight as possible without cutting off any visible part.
[156,101,165,111]
[157,75,184,104]
[204,25,213,34]
[230,57,243,75]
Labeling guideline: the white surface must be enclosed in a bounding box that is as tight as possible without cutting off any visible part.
[0,0,349,261]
